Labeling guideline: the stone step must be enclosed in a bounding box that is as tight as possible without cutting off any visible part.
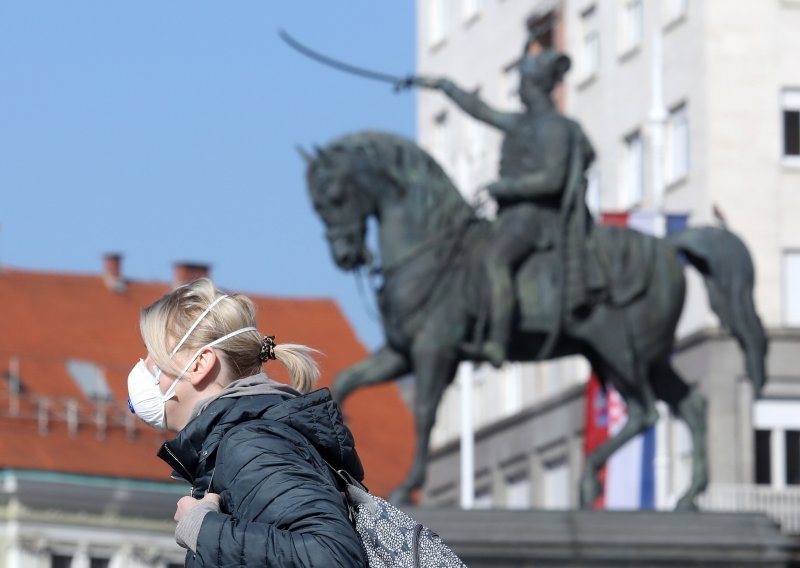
[405,508,800,567]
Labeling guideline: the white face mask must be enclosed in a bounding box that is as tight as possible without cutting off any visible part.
[127,294,257,430]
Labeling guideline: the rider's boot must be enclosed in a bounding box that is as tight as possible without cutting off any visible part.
[481,340,507,369]
[459,340,507,369]
[481,266,514,368]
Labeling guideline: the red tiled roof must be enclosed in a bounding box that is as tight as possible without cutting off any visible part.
[0,267,413,496]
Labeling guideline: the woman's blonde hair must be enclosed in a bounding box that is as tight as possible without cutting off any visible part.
[140,278,318,393]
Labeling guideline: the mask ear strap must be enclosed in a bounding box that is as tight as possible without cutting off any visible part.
[162,375,182,402]
[163,326,259,401]
[170,294,229,358]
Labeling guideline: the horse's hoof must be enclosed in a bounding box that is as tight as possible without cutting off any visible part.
[482,342,507,369]
[674,496,699,511]
[580,475,603,508]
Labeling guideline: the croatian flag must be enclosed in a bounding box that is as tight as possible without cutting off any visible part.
[583,211,688,510]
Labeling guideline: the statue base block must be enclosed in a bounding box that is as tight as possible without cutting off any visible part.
[408,508,800,567]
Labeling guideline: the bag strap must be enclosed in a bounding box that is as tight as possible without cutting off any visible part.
[322,459,369,493]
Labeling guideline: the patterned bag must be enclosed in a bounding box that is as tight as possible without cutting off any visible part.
[329,466,467,568]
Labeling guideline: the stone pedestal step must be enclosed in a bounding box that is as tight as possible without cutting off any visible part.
[407,508,800,567]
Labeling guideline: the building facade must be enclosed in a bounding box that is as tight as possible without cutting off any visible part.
[416,0,800,531]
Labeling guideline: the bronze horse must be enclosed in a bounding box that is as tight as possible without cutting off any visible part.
[304,130,767,509]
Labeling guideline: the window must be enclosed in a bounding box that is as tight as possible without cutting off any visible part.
[620,130,644,208]
[51,555,72,568]
[543,458,570,510]
[579,5,600,81]
[506,475,531,509]
[783,251,800,326]
[90,559,110,568]
[618,0,643,55]
[462,0,481,23]
[783,89,800,161]
[665,103,690,184]
[754,401,800,487]
[753,428,800,487]
[787,430,800,485]
[663,0,688,26]
[755,429,772,485]
[429,0,452,47]
[66,359,113,400]
[474,488,492,509]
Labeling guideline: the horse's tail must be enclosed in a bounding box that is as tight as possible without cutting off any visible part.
[668,226,768,397]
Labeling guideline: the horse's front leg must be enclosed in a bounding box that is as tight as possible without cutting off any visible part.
[332,345,410,405]
[389,343,460,505]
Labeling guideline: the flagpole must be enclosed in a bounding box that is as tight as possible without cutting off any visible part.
[459,362,475,509]
[647,0,671,511]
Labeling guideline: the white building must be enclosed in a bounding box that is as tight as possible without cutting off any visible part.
[416,0,800,531]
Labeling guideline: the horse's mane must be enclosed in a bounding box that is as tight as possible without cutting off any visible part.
[316,131,475,231]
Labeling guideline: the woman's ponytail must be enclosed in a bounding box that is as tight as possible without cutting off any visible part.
[273,343,320,394]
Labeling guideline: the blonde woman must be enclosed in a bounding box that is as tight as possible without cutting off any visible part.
[127,278,367,567]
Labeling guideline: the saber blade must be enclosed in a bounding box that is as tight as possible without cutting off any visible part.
[278,28,409,85]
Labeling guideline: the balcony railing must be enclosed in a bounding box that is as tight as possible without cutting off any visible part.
[698,483,800,534]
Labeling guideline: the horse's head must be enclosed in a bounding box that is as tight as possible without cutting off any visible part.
[303,142,376,271]
[304,131,475,274]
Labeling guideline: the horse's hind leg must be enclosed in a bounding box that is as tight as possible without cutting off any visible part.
[651,358,708,510]
[580,359,659,508]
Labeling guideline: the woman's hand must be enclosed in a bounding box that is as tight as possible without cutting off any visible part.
[174,492,221,523]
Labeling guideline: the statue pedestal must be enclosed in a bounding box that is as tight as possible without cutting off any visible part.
[409,508,800,567]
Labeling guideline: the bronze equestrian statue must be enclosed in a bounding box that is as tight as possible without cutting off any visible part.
[302,48,767,511]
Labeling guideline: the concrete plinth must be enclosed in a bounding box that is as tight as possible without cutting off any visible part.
[409,508,800,567]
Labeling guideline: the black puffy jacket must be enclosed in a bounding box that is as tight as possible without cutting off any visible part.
[158,388,368,567]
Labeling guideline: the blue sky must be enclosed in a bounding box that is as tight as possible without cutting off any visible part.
[0,3,416,350]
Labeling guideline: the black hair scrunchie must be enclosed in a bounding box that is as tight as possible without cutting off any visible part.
[259,335,277,362]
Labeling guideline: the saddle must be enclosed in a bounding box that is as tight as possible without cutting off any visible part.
[515,225,656,331]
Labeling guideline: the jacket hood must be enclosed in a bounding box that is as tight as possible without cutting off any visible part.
[159,382,364,487]
[264,387,364,481]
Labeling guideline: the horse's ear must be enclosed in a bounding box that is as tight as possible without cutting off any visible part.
[296,145,314,164]
[314,145,331,164]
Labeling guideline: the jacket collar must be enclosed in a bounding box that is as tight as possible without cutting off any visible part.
[158,392,289,486]
[157,386,364,488]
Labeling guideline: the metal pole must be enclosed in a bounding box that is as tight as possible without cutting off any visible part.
[648,0,671,510]
[648,0,668,228]
[459,363,475,509]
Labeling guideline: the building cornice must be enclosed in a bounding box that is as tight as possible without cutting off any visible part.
[430,382,586,458]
